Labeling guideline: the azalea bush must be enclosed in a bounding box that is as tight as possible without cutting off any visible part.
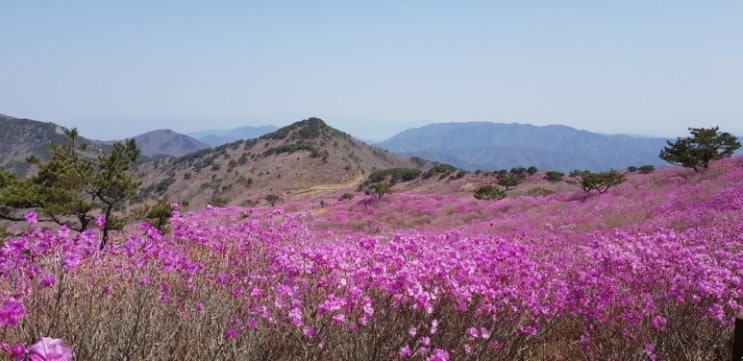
[1,157,743,360]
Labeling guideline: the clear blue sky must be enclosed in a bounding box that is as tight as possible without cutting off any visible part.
[1,1,742,140]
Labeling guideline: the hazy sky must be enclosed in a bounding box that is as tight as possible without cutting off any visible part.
[1,1,742,140]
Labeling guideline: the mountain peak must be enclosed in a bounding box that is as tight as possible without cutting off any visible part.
[131,129,209,157]
[261,117,348,141]
[133,117,412,207]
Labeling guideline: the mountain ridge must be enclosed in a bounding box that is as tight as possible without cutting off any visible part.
[376,122,671,172]
[0,117,105,177]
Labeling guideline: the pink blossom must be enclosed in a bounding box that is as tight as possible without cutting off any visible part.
[467,327,479,339]
[25,211,38,225]
[62,253,81,270]
[398,345,412,358]
[427,348,449,361]
[480,327,490,339]
[40,275,56,288]
[94,215,105,229]
[332,313,345,326]
[224,329,238,339]
[408,326,418,337]
[518,326,537,335]
[56,226,69,237]
[363,302,375,316]
[2,343,26,361]
[250,287,264,299]
[430,319,439,334]
[644,343,657,361]
[302,326,317,339]
[288,308,303,327]
[0,298,25,327]
[651,315,667,332]
[28,337,73,361]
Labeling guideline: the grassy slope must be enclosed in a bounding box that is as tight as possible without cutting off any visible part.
[233,155,743,239]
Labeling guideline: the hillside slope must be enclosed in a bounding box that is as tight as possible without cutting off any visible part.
[132,118,413,207]
[377,122,669,172]
[0,116,106,177]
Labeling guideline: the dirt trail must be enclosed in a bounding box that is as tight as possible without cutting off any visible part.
[288,175,365,197]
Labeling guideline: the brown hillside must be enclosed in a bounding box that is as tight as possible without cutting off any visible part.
[0,117,108,177]
[131,118,414,207]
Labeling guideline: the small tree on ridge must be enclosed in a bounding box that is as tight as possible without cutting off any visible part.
[580,170,626,194]
[474,185,506,200]
[659,126,740,171]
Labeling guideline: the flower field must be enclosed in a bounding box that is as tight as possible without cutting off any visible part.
[2,157,743,360]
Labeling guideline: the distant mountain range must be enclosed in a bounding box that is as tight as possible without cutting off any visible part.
[4,112,740,178]
[5,113,743,209]
[376,122,672,172]
[187,125,278,147]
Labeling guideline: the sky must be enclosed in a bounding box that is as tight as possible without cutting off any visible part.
[1,1,742,141]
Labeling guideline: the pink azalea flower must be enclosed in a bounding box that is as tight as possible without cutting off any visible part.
[467,327,479,339]
[480,327,490,339]
[94,215,105,229]
[0,298,25,327]
[40,275,56,288]
[398,345,412,358]
[28,337,73,361]
[427,348,449,361]
[408,326,418,337]
[2,343,26,361]
[332,313,345,326]
[224,329,238,339]
[288,308,303,327]
[430,319,439,334]
[11,343,26,361]
[302,326,317,339]
[25,211,38,225]
[645,343,657,361]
